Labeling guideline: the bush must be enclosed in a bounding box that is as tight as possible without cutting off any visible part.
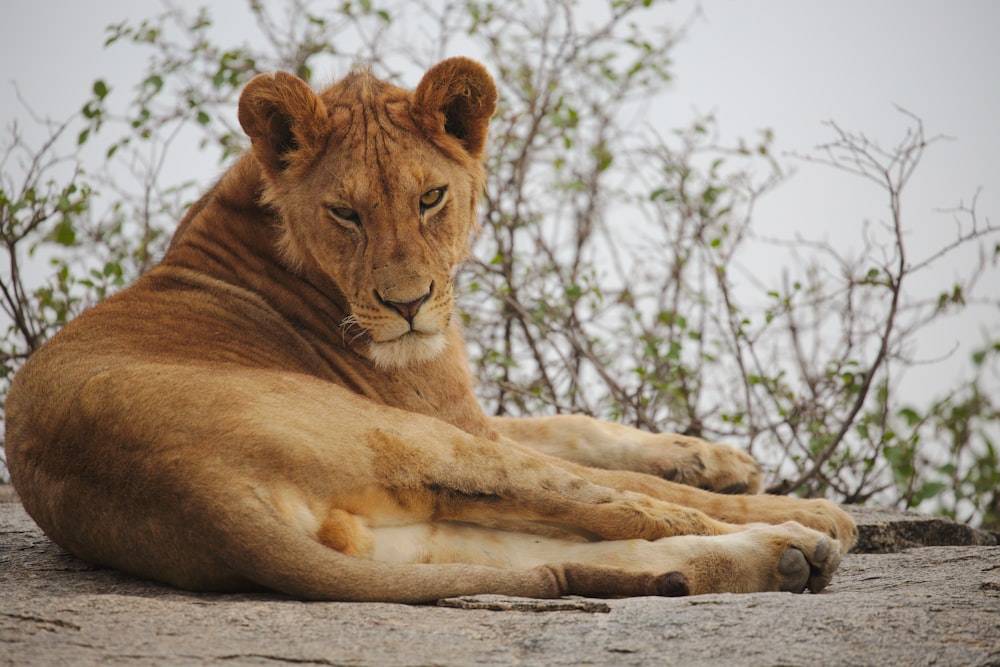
[2,0,998,528]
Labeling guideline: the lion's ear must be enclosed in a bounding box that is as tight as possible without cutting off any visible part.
[412,57,497,158]
[238,72,328,177]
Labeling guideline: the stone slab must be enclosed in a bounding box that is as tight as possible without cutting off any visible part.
[2,498,999,666]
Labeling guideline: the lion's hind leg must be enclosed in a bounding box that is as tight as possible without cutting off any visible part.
[255,505,689,600]
[314,513,840,596]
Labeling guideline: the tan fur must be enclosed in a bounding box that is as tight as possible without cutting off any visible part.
[4,58,855,602]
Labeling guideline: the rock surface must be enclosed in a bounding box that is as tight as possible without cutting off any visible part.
[2,488,999,666]
[849,504,997,553]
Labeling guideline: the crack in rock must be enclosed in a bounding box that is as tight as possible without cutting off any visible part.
[1,613,81,632]
[438,595,611,613]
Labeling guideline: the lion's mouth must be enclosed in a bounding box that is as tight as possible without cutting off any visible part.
[368,330,448,368]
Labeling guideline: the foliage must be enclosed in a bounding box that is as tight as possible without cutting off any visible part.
[2,0,998,528]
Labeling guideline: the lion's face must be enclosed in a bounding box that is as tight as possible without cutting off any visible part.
[291,134,474,368]
[237,59,497,368]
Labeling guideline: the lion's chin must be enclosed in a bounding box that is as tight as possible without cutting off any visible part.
[367,331,449,369]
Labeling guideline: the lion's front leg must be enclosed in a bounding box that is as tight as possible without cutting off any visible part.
[347,422,741,543]
[490,414,763,494]
[486,416,856,552]
[565,464,859,554]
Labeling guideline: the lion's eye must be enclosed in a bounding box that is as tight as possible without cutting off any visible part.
[327,205,361,228]
[419,187,446,212]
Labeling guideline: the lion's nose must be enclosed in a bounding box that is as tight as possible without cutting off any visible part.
[376,283,433,323]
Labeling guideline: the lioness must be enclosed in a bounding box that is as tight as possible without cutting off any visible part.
[5,58,855,602]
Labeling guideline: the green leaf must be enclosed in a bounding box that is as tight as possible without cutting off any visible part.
[92,79,109,100]
[50,220,77,246]
[912,481,947,504]
[650,188,675,202]
[898,406,922,426]
[103,261,123,278]
[143,74,164,93]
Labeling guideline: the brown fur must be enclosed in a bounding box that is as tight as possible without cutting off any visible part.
[4,58,855,602]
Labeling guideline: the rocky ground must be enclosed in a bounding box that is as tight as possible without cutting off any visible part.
[1,485,998,666]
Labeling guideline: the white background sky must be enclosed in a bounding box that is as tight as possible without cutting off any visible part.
[2,0,998,400]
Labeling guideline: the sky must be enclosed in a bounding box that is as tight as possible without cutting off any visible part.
[1,0,998,399]
[669,1,999,247]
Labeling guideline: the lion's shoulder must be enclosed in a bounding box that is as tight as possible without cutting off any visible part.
[59,60,498,438]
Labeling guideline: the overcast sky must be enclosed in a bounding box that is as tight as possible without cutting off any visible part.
[2,0,998,398]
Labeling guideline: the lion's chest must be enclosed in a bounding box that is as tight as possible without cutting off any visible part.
[355,360,494,441]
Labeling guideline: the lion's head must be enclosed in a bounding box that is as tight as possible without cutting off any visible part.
[236,58,497,368]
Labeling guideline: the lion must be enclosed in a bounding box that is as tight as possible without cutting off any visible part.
[5,57,856,602]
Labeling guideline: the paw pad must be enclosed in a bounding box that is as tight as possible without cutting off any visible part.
[777,548,809,593]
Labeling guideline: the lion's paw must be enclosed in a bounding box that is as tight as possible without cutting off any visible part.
[772,522,841,593]
[730,521,841,593]
[649,436,763,495]
[783,498,857,554]
[647,521,843,595]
